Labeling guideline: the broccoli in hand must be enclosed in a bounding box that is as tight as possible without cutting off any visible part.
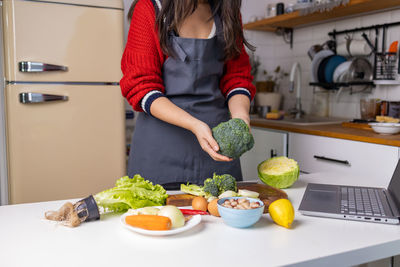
[212,118,254,159]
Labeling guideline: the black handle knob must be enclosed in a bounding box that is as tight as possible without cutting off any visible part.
[314,155,350,165]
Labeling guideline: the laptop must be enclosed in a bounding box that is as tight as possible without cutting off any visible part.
[298,159,400,224]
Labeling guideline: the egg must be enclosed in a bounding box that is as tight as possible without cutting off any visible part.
[192,196,208,212]
[207,199,220,217]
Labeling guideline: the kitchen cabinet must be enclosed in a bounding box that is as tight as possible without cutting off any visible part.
[289,133,399,186]
[240,127,287,181]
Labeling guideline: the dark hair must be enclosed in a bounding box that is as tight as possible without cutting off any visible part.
[128,0,255,60]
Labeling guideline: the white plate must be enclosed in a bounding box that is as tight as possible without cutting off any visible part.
[369,123,400,135]
[120,213,201,236]
[311,49,334,83]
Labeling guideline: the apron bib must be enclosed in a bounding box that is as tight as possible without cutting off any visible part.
[128,11,242,185]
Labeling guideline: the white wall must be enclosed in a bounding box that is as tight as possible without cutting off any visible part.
[242,0,400,119]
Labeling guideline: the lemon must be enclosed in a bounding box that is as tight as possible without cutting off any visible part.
[268,199,295,228]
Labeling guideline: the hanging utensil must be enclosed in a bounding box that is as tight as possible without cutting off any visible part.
[388,41,398,53]
[361,33,377,53]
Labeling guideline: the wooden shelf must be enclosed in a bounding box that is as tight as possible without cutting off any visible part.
[244,0,400,32]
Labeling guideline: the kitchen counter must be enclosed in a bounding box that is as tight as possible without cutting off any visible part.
[251,117,400,147]
[1,174,400,267]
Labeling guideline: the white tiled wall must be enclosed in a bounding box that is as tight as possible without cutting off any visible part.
[242,0,400,119]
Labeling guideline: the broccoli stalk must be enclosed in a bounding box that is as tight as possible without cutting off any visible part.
[180,183,205,197]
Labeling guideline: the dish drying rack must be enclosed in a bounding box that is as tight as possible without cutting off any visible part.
[310,20,400,93]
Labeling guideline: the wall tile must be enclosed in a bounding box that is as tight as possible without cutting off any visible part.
[329,101,358,118]
[369,86,388,100]
[335,17,362,32]
[391,9,400,22]
[293,27,313,43]
[386,86,400,100]
[361,12,392,27]
[312,22,335,40]
[293,42,310,58]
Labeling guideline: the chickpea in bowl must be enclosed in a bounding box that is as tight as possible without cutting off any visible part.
[217,197,264,228]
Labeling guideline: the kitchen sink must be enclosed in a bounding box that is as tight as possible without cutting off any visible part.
[253,115,346,126]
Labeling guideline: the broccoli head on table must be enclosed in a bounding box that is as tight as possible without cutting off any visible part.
[213,173,237,192]
[203,178,220,197]
[181,173,238,198]
[212,118,254,159]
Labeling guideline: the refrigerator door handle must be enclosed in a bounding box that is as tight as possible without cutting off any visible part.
[19,61,68,72]
[19,92,68,104]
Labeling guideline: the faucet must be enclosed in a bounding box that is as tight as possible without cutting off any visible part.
[289,62,304,119]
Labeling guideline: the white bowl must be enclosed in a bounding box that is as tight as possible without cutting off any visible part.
[369,123,400,135]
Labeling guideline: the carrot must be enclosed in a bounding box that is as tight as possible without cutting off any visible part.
[125,215,172,231]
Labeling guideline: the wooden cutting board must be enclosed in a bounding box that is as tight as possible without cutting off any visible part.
[166,182,288,213]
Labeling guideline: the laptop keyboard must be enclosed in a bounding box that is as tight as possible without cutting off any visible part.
[340,187,386,216]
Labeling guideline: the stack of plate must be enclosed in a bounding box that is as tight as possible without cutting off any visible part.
[311,49,373,85]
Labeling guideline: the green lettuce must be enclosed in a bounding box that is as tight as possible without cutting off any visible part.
[94,175,168,213]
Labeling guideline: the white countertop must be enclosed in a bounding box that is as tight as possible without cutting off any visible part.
[1,173,400,267]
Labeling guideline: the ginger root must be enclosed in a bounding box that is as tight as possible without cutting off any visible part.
[45,202,81,227]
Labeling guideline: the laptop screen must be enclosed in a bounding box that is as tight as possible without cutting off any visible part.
[388,159,400,210]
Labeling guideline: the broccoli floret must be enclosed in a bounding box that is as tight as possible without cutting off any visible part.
[203,178,219,197]
[212,118,254,159]
[213,173,237,192]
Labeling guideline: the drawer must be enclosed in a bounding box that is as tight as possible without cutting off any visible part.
[3,0,123,82]
[288,133,399,186]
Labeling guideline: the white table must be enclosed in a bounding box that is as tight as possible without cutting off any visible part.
[1,173,399,267]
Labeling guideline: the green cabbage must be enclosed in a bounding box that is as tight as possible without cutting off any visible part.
[258,157,299,189]
[94,175,168,213]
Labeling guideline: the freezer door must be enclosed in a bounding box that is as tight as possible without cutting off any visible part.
[5,84,126,204]
[2,0,124,82]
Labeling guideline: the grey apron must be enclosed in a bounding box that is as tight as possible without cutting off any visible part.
[128,12,242,185]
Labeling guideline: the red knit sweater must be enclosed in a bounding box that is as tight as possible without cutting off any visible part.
[120,0,256,112]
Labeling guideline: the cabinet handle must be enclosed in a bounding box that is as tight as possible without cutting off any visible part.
[19,61,68,72]
[313,155,350,166]
[270,149,277,158]
[19,92,68,104]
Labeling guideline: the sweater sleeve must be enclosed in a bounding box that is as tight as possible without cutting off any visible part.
[120,0,165,112]
[220,43,256,101]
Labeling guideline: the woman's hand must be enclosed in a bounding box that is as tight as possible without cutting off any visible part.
[191,121,232,162]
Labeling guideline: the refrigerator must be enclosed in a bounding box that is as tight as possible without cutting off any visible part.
[0,0,126,205]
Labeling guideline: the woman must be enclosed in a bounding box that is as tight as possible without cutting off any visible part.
[121,0,256,186]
